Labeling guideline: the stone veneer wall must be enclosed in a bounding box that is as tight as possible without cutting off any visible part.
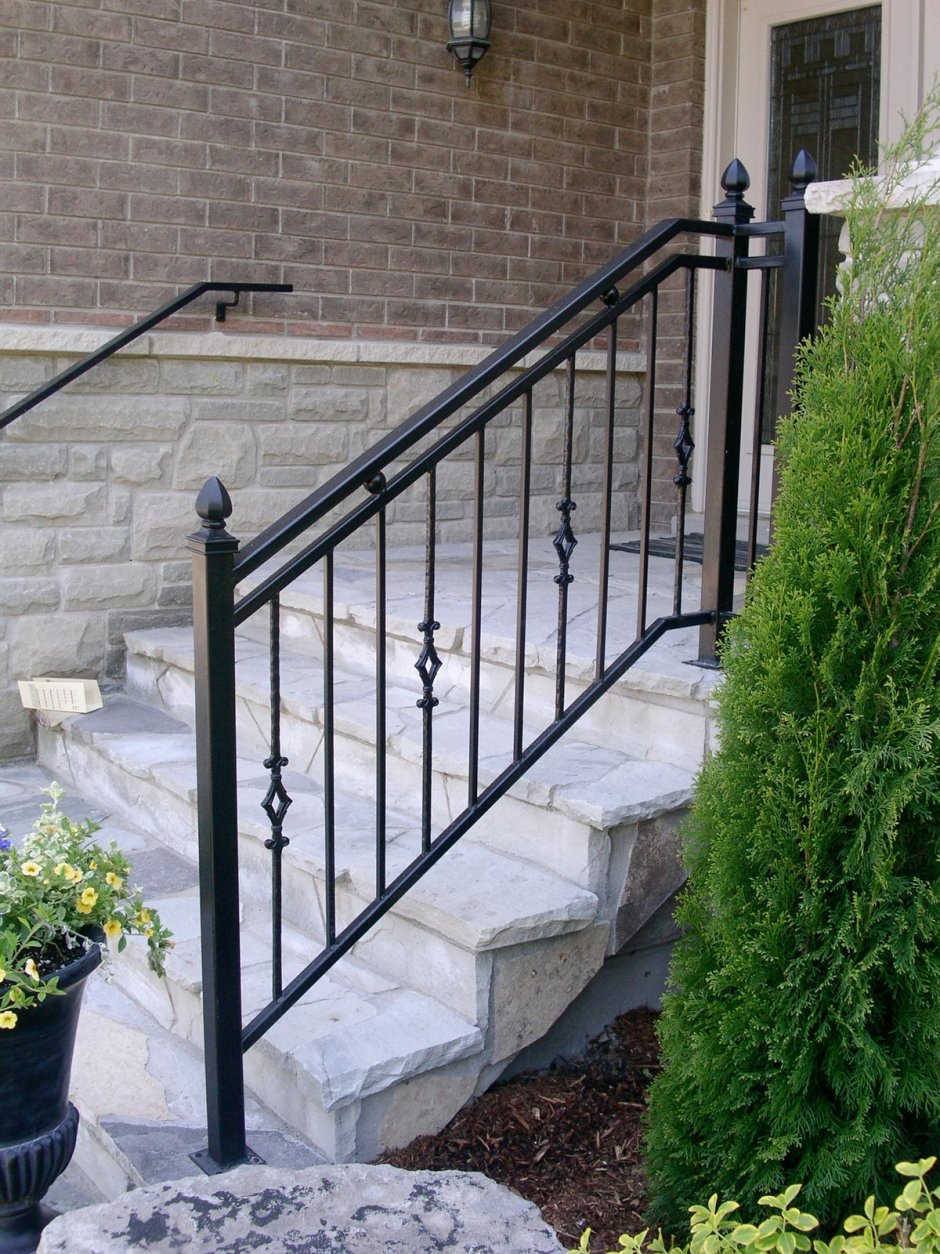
[0,329,644,759]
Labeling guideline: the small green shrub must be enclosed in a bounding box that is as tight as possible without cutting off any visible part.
[643,98,940,1230]
[569,1158,940,1254]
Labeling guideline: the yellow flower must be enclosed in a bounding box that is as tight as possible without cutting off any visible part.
[21,861,42,877]
[66,866,83,884]
[76,900,93,915]
[103,919,122,940]
[89,860,97,869]
[144,927,154,939]
[105,871,123,889]
[24,959,39,982]
[79,886,98,907]
[136,909,151,925]
[54,862,67,877]
[0,968,6,983]
[0,1011,17,1029]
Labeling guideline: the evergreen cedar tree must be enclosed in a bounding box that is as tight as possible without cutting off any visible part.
[644,105,940,1234]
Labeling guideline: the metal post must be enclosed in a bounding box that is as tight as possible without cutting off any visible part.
[187,477,254,1174]
[769,149,819,509]
[697,159,755,665]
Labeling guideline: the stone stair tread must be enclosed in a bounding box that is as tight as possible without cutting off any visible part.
[44,695,599,952]
[237,543,720,701]
[125,627,696,826]
[116,896,484,1113]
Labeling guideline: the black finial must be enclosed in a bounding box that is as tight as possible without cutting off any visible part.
[721,158,750,198]
[195,476,233,529]
[364,470,387,495]
[789,149,817,190]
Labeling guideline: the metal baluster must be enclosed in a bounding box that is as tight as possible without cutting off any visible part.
[746,266,774,574]
[415,469,440,853]
[513,391,533,761]
[322,551,336,945]
[595,316,618,679]
[261,595,292,1002]
[375,507,387,893]
[636,290,657,640]
[673,268,696,614]
[553,356,578,720]
[468,431,485,805]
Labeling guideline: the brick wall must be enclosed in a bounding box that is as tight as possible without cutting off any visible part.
[0,0,652,344]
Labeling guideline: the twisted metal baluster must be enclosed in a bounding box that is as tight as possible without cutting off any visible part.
[673,268,696,615]
[415,468,441,853]
[468,430,485,804]
[636,288,657,639]
[595,315,618,679]
[322,553,336,945]
[513,390,533,762]
[261,595,292,1002]
[553,356,578,719]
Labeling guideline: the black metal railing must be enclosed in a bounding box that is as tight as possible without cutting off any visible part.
[188,155,819,1170]
[0,281,292,430]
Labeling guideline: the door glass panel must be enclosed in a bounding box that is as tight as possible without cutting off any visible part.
[761,5,880,440]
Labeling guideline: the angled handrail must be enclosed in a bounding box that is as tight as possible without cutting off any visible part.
[0,282,292,430]
[234,217,731,579]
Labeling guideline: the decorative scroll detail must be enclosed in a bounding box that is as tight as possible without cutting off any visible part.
[673,402,695,488]
[415,619,442,709]
[553,497,578,586]
[262,758,292,852]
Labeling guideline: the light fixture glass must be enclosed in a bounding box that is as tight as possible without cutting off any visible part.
[447,0,492,86]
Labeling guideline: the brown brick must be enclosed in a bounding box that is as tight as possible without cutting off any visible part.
[130,193,205,225]
[50,64,130,100]
[180,0,256,33]
[210,86,284,120]
[100,101,180,136]
[15,91,98,125]
[51,245,128,278]
[179,53,254,88]
[16,275,97,306]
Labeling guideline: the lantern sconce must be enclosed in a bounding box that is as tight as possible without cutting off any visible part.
[447,0,492,87]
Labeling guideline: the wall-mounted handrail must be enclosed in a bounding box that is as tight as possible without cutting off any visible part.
[0,282,292,430]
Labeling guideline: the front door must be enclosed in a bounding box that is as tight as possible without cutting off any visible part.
[739,2,881,514]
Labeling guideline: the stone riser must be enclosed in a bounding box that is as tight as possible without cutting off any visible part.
[235,601,712,770]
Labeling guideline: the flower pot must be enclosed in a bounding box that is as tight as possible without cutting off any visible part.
[0,940,101,1254]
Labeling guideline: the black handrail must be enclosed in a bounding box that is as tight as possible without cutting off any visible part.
[0,282,292,430]
[234,218,731,580]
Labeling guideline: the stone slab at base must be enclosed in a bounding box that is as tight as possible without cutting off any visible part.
[38,1162,565,1254]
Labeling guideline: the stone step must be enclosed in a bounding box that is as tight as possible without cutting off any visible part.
[72,976,325,1198]
[36,697,614,1030]
[235,535,719,771]
[125,625,696,892]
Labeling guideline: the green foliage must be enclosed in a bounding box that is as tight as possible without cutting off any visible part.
[0,782,172,1027]
[644,99,940,1232]
[568,1159,940,1254]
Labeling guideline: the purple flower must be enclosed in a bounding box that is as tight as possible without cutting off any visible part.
[0,824,10,851]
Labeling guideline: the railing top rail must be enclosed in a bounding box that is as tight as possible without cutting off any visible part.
[233,249,728,624]
[234,216,738,580]
[0,281,293,431]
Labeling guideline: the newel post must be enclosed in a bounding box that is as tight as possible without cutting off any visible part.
[697,159,754,666]
[769,149,820,507]
[187,477,251,1173]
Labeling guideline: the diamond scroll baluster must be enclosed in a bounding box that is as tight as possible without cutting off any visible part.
[415,619,442,709]
[553,498,578,586]
[262,754,292,851]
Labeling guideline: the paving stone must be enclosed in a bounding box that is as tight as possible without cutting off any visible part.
[39,1163,565,1253]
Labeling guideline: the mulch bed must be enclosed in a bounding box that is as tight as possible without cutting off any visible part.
[380,1007,660,1252]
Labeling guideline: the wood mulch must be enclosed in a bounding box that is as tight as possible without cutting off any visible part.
[380,1007,660,1253]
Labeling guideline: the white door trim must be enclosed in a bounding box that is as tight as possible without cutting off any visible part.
[691,0,932,516]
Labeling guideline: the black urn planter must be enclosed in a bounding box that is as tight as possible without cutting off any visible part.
[0,941,101,1254]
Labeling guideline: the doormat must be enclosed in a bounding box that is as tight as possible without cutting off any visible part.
[610,532,766,572]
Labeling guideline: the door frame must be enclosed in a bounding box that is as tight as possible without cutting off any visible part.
[690,0,932,517]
